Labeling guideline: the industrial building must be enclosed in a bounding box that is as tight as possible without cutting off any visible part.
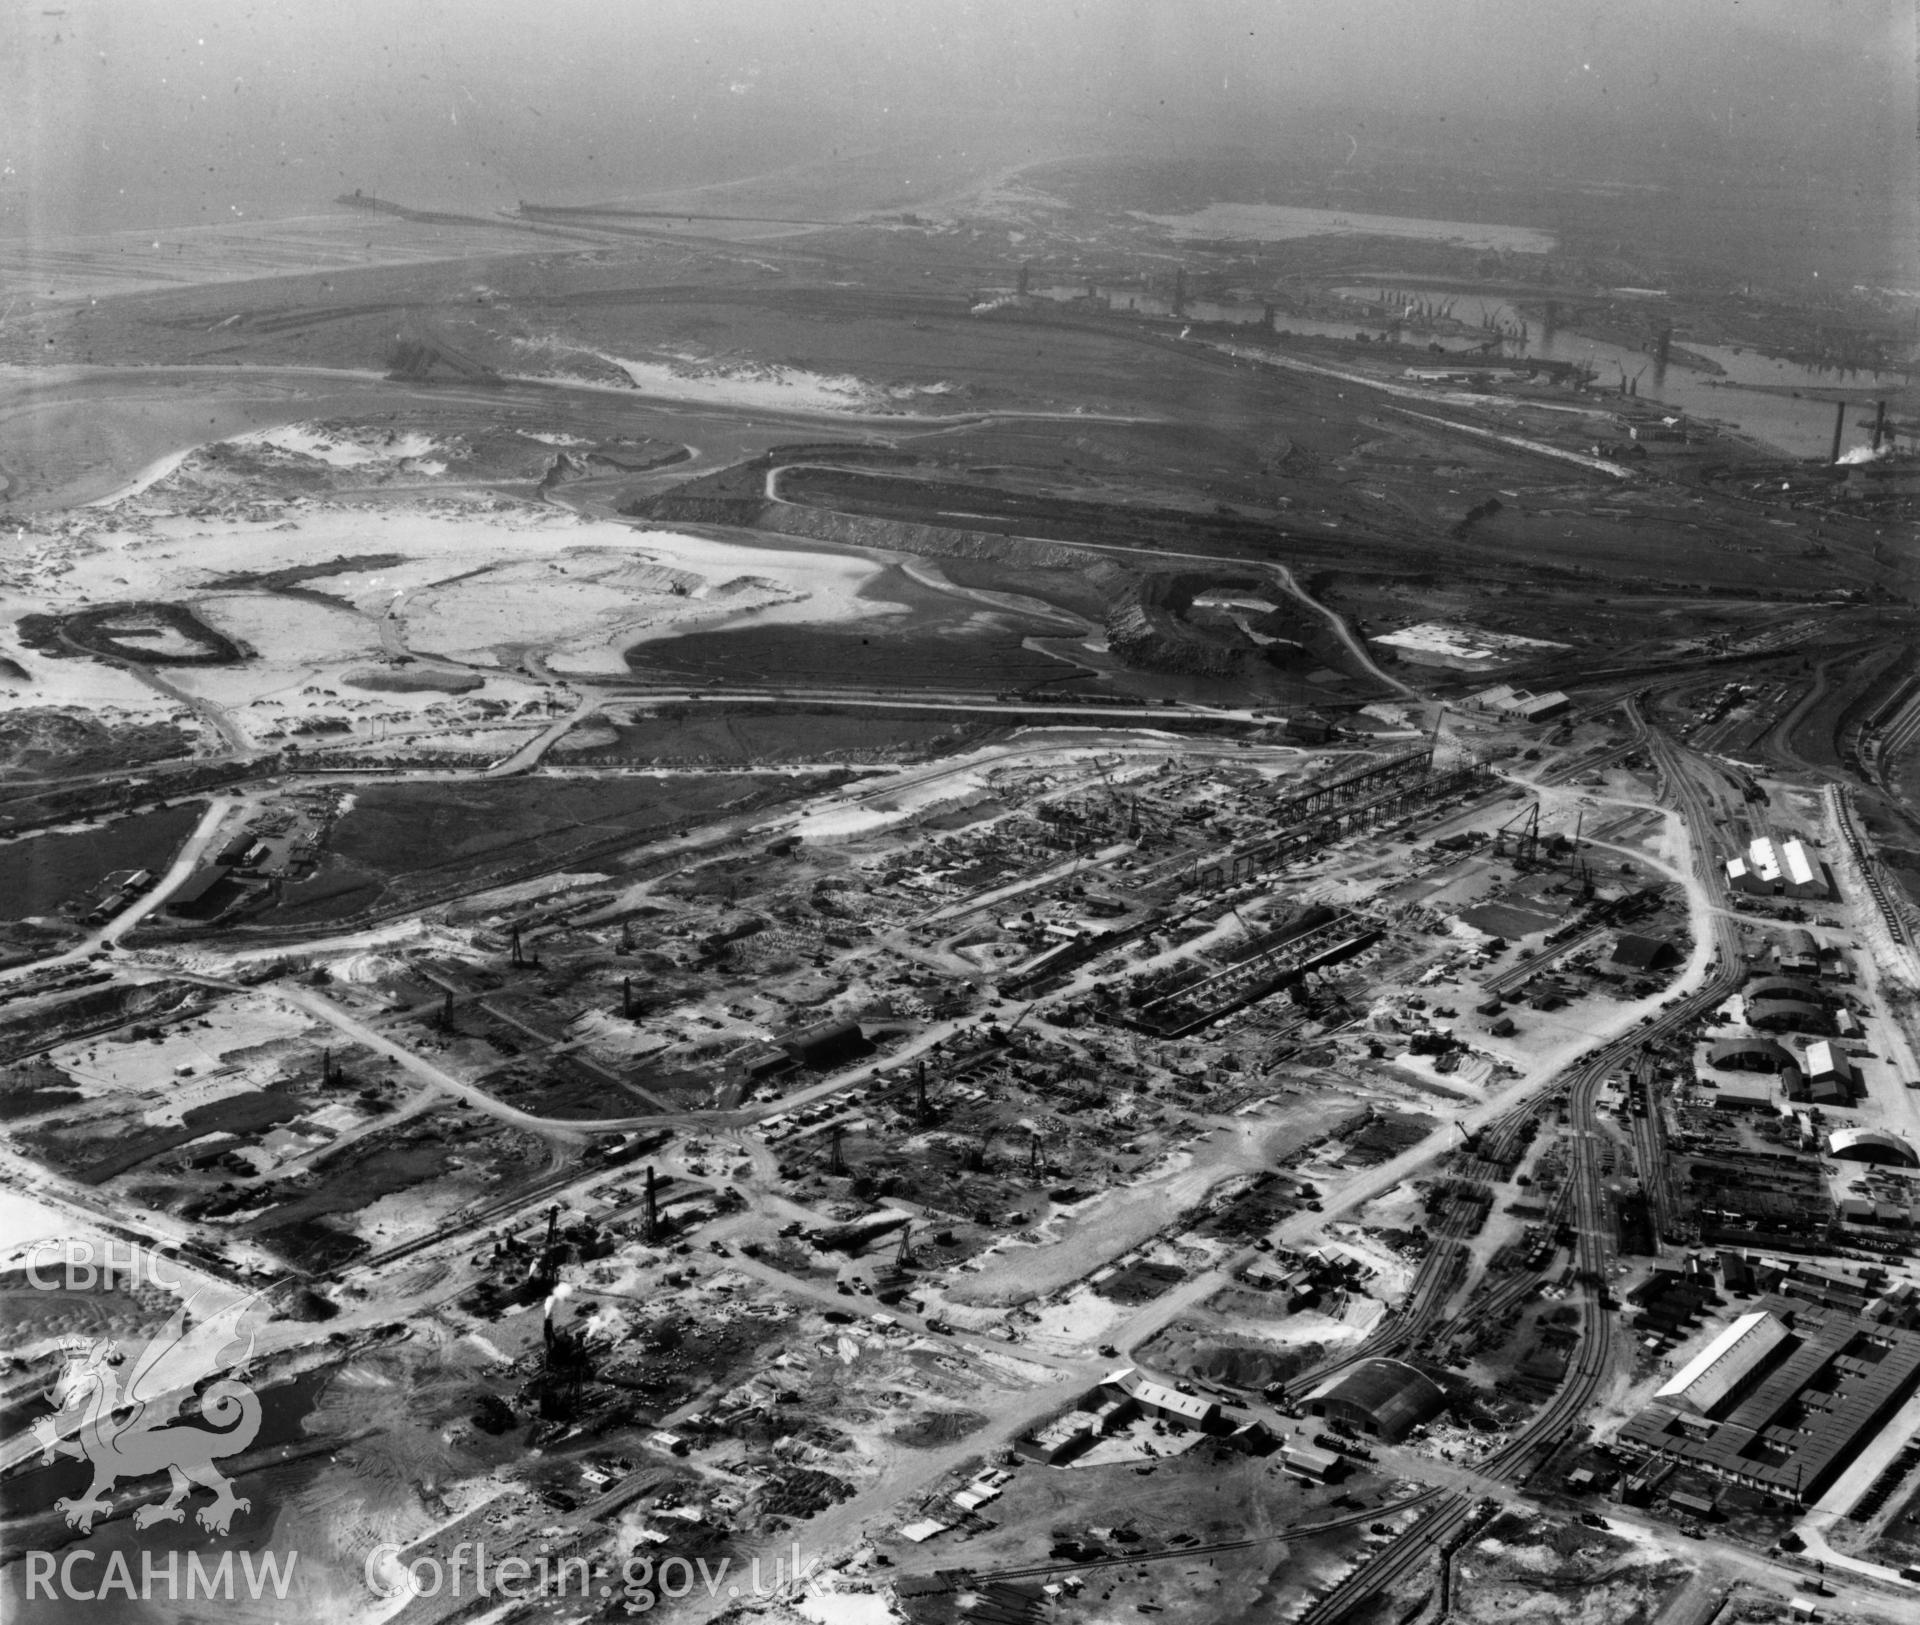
[1465,685,1572,723]
[1131,1379,1219,1429]
[163,867,244,921]
[1017,1412,1099,1465]
[1617,1298,1920,1505]
[1609,934,1678,974]
[1728,835,1829,899]
[1280,1440,1342,1482]
[1827,1127,1918,1168]
[1101,1371,1222,1431]
[1712,1078,1777,1112]
[1746,995,1834,1036]
[779,1018,870,1069]
[1776,931,1823,978]
[1749,836,1830,900]
[1305,1358,1447,1442]
[1698,1034,1795,1107]
[1510,690,1572,723]
[1745,976,1826,1006]
[1282,710,1338,745]
[1801,1039,1856,1099]
[1653,1311,1793,1414]
[1705,1037,1797,1074]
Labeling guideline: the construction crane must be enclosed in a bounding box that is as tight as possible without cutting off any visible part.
[994,1001,1041,1045]
[1494,800,1541,866]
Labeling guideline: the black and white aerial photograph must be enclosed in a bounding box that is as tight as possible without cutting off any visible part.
[0,3,1916,1621]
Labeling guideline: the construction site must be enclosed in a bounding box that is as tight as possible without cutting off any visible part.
[8,592,1920,1624]
[1,37,1917,1617]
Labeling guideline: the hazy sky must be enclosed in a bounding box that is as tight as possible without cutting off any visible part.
[1,0,1912,276]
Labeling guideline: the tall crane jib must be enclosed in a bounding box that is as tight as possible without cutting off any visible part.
[1496,801,1541,867]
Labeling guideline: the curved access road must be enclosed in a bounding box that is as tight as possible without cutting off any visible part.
[762,460,1418,702]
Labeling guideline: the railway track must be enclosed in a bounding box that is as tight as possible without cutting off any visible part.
[1831,784,1916,951]
[1296,1491,1478,1624]
[917,1504,1414,1591]
[1541,741,1638,786]
[1628,1049,1681,1246]
[1297,724,1745,1622]
[1480,924,1610,997]
[1281,1085,1566,1396]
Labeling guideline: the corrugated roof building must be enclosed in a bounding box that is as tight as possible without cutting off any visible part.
[779,1018,869,1068]
[1802,1039,1854,1086]
[1128,1378,1219,1429]
[1468,685,1521,712]
[1739,839,1829,900]
[1747,996,1834,1036]
[1618,1297,1920,1505]
[1610,934,1677,972]
[1706,1037,1798,1074]
[1827,1127,1917,1168]
[1513,691,1571,722]
[1654,1311,1793,1416]
[1280,1441,1341,1481]
[1714,1079,1776,1111]
[1744,976,1825,1005]
[1777,931,1821,976]
[1777,838,1825,897]
[1306,1358,1447,1442]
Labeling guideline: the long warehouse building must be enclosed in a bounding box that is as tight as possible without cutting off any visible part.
[1618,1298,1920,1505]
[1653,1310,1792,1415]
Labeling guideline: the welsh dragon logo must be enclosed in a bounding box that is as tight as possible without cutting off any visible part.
[30,1288,263,1537]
